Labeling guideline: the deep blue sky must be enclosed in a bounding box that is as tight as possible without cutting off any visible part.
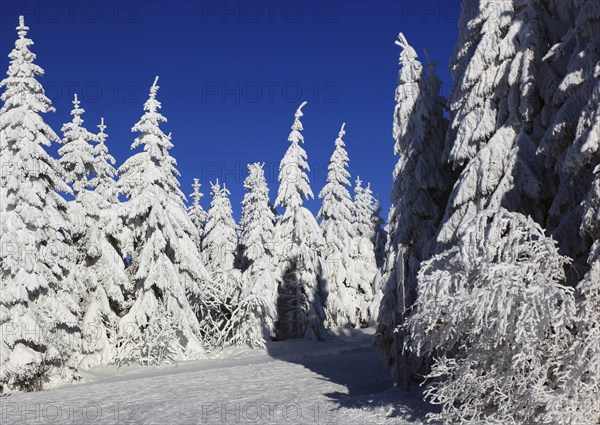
[0,0,460,220]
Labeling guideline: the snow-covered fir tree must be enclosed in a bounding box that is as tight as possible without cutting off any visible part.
[354,179,386,269]
[57,94,97,303]
[77,119,129,368]
[233,163,279,347]
[405,209,576,424]
[437,0,548,245]
[59,94,97,199]
[353,177,373,241]
[537,0,600,282]
[318,123,372,328]
[116,77,210,363]
[198,179,241,348]
[0,16,80,392]
[353,178,385,321]
[375,33,450,388]
[187,178,207,247]
[274,102,327,340]
[543,61,600,424]
[201,180,238,277]
[371,195,387,269]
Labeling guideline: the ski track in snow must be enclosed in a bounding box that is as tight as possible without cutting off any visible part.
[0,328,429,424]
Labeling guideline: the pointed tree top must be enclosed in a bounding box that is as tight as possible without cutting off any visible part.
[69,93,84,122]
[98,117,107,134]
[423,48,439,74]
[17,15,29,39]
[290,101,308,136]
[247,161,264,173]
[395,32,418,60]
[338,122,346,138]
[190,178,203,206]
[149,76,160,99]
[355,176,362,188]
[295,101,308,118]
[96,118,108,146]
[222,182,231,196]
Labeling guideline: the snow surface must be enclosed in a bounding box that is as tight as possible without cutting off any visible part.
[0,328,429,424]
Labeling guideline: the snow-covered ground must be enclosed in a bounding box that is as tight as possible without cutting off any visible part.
[0,328,429,424]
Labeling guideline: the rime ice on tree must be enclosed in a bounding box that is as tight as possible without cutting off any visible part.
[274,102,327,340]
[0,16,81,391]
[234,163,279,347]
[375,33,450,388]
[76,119,129,368]
[188,178,207,247]
[318,124,374,328]
[116,77,210,364]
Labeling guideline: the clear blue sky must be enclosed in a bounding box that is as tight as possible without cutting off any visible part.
[0,0,460,220]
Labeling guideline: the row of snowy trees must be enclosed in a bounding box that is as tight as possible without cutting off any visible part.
[0,16,386,393]
[376,0,600,423]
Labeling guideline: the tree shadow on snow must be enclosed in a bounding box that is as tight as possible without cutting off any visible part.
[265,326,431,422]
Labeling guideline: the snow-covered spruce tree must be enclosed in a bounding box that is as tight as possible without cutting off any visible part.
[374,33,450,388]
[371,195,387,269]
[353,178,383,322]
[198,179,241,348]
[274,102,327,341]
[57,94,97,303]
[201,180,238,278]
[77,119,129,369]
[0,16,80,392]
[187,178,207,247]
[437,0,549,245]
[318,124,373,328]
[542,64,600,424]
[537,0,600,282]
[354,180,386,270]
[116,77,210,364]
[405,208,576,424]
[59,94,97,199]
[353,177,372,242]
[233,163,279,347]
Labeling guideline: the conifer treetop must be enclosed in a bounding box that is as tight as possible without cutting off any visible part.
[190,178,203,207]
[17,15,28,38]
[275,101,313,209]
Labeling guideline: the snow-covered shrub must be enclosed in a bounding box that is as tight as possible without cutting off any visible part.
[4,356,52,393]
[405,208,576,424]
[114,306,183,367]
